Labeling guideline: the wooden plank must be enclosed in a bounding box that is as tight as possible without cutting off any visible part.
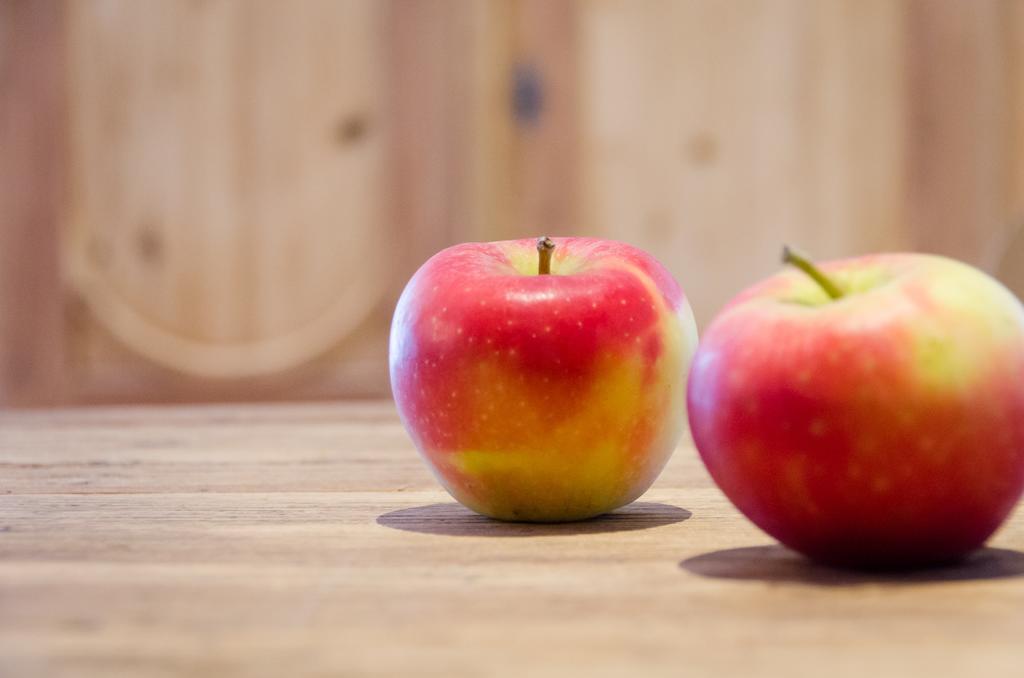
[905,0,1012,267]
[64,0,391,383]
[387,0,491,263]
[508,0,581,238]
[990,0,1024,297]
[578,0,908,327]
[0,0,67,406]
[387,0,581,251]
[1,402,1024,677]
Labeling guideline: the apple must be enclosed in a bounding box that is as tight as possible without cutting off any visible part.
[390,236,698,521]
[687,247,1024,568]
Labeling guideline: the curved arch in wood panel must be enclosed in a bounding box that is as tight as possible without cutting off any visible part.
[65,0,391,379]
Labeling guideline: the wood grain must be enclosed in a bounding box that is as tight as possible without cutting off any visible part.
[905,0,1013,266]
[387,0,581,248]
[1,402,1023,677]
[5,1,1024,406]
[65,0,390,380]
[0,0,67,406]
[387,0,491,261]
[578,0,910,325]
[508,0,581,238]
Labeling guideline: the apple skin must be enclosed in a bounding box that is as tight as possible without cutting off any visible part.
[390,237,698,522]
[687,253,1024,568]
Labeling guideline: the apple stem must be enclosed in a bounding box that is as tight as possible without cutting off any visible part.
[781,245,844,300]
[537,236,555,275]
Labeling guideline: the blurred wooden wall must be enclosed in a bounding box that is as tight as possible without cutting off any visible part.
[1,0,1023,406]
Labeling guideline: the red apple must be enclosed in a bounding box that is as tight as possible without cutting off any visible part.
[390,237,698,521]
[687,248,1024,568]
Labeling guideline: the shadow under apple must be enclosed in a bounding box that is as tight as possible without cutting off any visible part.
[377,501,691,537]
[680,544,1024,585]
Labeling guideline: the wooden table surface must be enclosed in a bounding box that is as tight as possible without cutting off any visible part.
[2,402,1024,677]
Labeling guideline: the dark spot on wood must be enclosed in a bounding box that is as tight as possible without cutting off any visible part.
[512,63,544,127]
[685,133,718,166]
[136,223,163,265]
[335,115,369,146]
